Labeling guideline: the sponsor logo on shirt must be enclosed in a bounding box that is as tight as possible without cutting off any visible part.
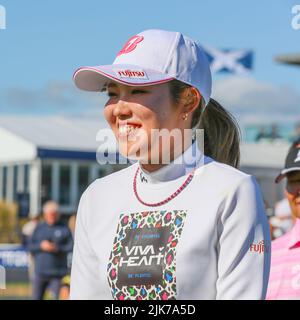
[107,210,187,300]
[249,240,270,254]
[140,172,148,183]
[117,227,169,287]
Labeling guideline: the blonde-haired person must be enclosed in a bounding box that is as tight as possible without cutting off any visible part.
[70,29,270,300]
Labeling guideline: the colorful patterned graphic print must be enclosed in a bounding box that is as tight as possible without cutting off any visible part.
[107,210,187,300]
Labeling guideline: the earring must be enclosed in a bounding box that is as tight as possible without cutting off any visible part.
[182,113,188,121]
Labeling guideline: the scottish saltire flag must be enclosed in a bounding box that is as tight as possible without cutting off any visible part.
[203,46,253,74]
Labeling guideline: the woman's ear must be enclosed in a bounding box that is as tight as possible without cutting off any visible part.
[182,87,201,114]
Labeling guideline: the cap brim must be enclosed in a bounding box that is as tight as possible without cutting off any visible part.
[275,167,300,183]
[73,64,175,92]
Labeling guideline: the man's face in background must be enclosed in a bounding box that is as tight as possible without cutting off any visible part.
[43,202,59,225]
[285,171,300,219]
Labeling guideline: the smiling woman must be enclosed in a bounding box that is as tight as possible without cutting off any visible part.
[103,81,193,169]
[70,29,271,300]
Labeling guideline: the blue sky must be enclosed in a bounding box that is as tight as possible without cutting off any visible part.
[0,0,299,128]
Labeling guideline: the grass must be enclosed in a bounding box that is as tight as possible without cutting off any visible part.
[0,282,65,300]
[0,282,32,300]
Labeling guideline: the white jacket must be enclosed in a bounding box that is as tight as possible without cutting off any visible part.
[70,142,271,300]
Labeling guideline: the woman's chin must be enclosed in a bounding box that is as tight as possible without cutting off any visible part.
[118,142,145,161]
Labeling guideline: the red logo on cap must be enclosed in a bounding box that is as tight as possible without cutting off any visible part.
[117,35,144,57]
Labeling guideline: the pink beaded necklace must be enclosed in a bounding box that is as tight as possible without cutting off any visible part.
[133,166,195,207]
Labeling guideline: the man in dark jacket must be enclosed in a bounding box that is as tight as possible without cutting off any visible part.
[29,201,73,300]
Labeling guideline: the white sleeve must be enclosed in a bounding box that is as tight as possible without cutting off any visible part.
[70,190,102,300]
[216,175,271,300]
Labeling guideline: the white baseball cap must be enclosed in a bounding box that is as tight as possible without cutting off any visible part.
[73,29,212,105]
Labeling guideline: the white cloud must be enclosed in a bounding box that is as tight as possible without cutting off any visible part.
[212,76,300,125]
[0,81,108,116]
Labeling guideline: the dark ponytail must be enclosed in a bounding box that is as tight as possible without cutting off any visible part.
[169,80,241,168]
[199,98,241,168]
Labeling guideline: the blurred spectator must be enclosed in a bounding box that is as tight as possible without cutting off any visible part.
[263,199,275,240]
[68,214,76,238]
[57,215,77,300]
[21,216,39,282]
[270,124,282,141]
[255,126,268,142]
[289,121,300,143]
[269,198,293,239]
[255,124,282,142]
[28,201,73,300]
[267,139,300,299]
